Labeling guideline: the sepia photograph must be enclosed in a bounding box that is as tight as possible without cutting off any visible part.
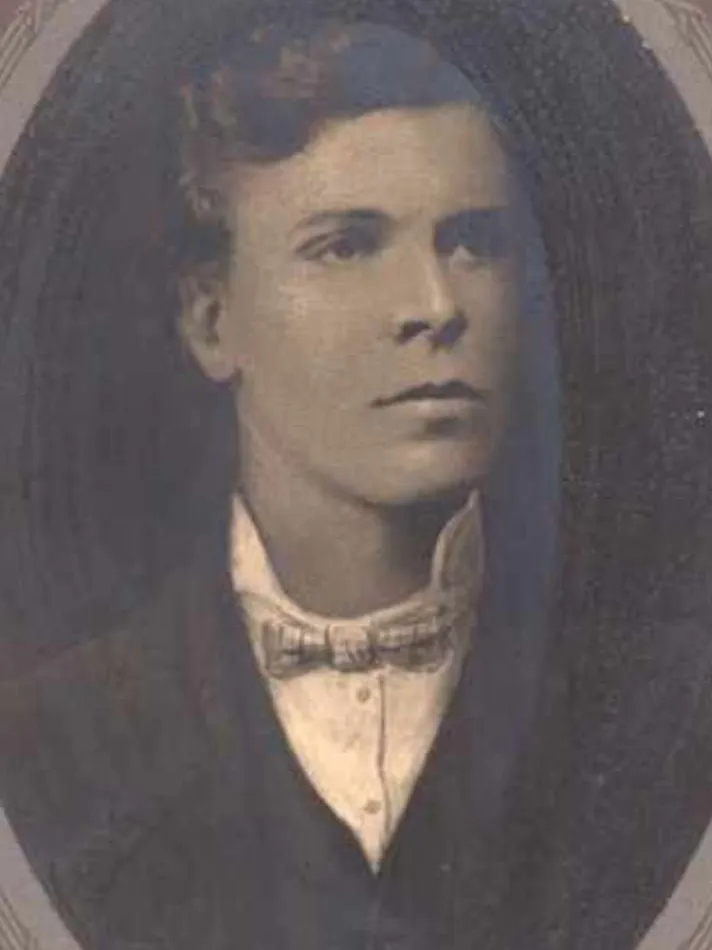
[0,0,712,948]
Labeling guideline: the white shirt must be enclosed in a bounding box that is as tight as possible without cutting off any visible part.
[230,494,483,871]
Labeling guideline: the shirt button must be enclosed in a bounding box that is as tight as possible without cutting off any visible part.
[356,686,372,703]
[364,799,382,815]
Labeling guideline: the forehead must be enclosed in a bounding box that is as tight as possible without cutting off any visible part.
[225,103,510,225]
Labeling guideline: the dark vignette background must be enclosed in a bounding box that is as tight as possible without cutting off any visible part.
[0,0,711,947]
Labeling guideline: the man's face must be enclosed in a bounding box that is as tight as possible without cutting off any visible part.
[199,102,520,506]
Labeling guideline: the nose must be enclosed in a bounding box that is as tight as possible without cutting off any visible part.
[392,252,466,350]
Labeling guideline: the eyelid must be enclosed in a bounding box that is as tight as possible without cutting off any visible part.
[295,222,385,259]
[294,230,345,256]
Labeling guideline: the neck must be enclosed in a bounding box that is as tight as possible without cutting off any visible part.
[238,424,464,617]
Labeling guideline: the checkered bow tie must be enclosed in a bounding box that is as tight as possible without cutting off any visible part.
[233,490,483,680]
[256,593,474,679]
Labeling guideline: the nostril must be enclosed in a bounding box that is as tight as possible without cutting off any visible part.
[430,312,467,350]
[395,319,431,343]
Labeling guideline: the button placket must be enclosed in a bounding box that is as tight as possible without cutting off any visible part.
[345,671,387,865]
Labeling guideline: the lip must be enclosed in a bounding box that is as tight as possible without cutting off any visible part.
[373,380,487,408]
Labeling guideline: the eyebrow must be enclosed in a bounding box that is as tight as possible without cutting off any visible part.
[292,204,510,237]
[435,206,511,243]
[291,209,390,235]
[440,206,510,227]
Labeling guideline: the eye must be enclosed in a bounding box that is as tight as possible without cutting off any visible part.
[436,209,510,268]
[448,244,485,269]
[296,227,383,265]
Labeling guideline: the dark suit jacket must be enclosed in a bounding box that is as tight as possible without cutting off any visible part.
[1,531,711,950]
[0,535,537,950]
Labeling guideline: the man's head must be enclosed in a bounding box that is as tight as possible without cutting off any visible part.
[178,21,522,507]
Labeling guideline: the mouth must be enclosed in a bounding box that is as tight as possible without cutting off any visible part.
[373,380,487,408]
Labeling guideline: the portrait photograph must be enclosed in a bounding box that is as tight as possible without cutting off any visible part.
[0,0,712,948]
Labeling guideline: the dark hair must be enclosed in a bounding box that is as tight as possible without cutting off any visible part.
[1,2,712,948]
[176,20,508,275]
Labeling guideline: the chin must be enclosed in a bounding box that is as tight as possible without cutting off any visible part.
[357,440,494,508]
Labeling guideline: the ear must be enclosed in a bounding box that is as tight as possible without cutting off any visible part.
[178,269,238,383]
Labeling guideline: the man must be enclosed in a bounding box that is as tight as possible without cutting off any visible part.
[1,3,712,949]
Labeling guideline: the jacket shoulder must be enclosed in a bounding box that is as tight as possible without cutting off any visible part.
[0,553,232,930]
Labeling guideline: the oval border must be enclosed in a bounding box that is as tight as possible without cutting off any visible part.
[1,3,712,950]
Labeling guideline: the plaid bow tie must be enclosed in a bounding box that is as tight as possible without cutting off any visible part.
[257,595,472,679]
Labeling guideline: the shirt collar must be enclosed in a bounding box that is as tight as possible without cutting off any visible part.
[230,491,484,630]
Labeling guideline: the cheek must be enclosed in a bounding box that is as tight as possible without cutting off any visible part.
[251,268,376,361]
[457,264,519,362]
[231,272,374,400]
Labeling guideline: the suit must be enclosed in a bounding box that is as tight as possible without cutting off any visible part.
[0,528,541,950]
[3,490,712,950]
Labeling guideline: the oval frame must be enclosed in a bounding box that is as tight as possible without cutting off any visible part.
[1,3,712,950]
